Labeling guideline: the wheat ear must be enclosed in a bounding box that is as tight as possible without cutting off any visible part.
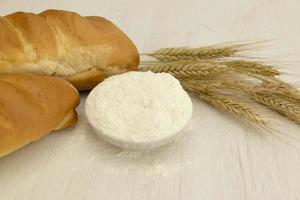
[139,62,230,78]
[251,92,300,124]
[143,42,253,62]
[223,61,280,77]
[220,80,300,123]
[261,79,300,102]
[192,79,300,123]
[141,60,280,79]
[181,81,270,129]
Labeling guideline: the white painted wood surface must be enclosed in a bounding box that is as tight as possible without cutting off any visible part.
[0,0,300,199]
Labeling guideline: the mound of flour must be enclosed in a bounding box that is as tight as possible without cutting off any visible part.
[85,71,192,150]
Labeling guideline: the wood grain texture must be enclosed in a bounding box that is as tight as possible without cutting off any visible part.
[0,0,300,199]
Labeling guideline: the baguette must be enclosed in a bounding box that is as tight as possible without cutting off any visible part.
[0,74,80,157]
[0,9,139,91]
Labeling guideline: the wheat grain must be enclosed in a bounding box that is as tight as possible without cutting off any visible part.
[182,82,270,129]
[261,79,300,102]
[140,62,230,78]
[220,81,300,123]
[223,60,280,77]
[180,78,254,94]
[141,59,280,79]
[181,78,300,123]
[144,43,251,62]
[180,78,225,90]
[217,80,300,123]
[251,92,300,124]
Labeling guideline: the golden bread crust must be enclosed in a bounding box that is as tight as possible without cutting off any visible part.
[0,10,139,91]
[0,74,80,157]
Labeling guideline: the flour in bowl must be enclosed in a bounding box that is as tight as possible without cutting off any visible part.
[85,71,192,150]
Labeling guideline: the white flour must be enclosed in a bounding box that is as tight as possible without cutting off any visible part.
[85,71,192,150]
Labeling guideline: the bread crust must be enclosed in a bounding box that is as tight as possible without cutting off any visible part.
[65,68,107,91]
[0,74,80,157]
[0,10,139,91]
[55,110,78,130]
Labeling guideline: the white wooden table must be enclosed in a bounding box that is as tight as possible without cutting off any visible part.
[0,0,300,199]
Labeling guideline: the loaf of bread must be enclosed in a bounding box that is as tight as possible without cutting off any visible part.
[0,9,139,91]
[0,74,80,157]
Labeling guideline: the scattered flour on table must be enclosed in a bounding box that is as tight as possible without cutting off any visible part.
[85,71,193,150]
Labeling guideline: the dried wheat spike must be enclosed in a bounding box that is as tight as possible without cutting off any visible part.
[139,62,230,78]
[182,78,300,124]
[230,79,300,123]
[223,61,280,77]
[182,82,270,129]
[144,43,251,62]
[251,92,300,124]
[261,79,300,102]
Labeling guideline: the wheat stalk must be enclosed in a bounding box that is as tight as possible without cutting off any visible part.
[143,42,253,62]
[224,82,300,123]
[261,79,300,102]
[182,82,271,129]
[224,81,300,123]
[251,92,300,124]
[141,60,280,79]
[139,62,230,78]
[222,61,280,77]
[221,79,300,122]
[180,79,300,124]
